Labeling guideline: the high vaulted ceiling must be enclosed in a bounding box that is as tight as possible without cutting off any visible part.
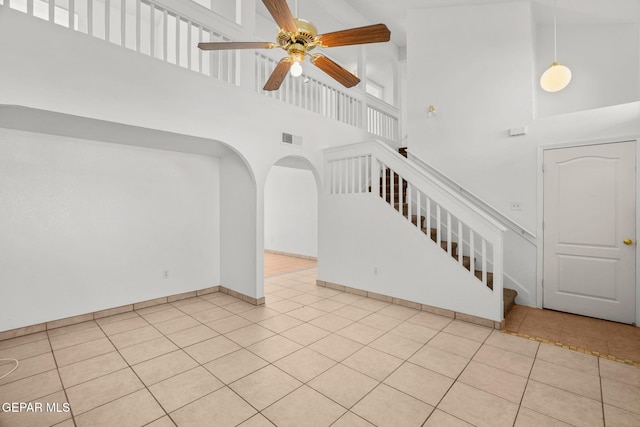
[258,0,640,49]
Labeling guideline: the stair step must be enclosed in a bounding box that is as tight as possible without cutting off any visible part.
[368,184,407,194]
[417,226,459,254]
[503,288,518,317]
[474,270,494,289]
[393,203,410,215]
[452,254,473,270]
[379,182,407,190]
[380,178,407,188]
[399,147,408,158]
[410,215,426,225]
[383,193,406,203]
[420,226,448,241]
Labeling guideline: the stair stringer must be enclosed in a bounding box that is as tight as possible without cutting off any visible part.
[318,193,502,322]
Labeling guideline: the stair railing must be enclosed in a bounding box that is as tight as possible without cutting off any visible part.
[325,140,507,319]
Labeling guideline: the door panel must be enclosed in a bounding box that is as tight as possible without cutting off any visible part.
[543,141,636,324]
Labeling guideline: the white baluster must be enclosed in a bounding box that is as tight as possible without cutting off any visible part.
[351,157,356,193]
[228,49,234,84]
[470,231,475,275]
[482,238,487,285]
[345,159,350,194]
[163,11,169,61]
[186,21,191,70]
[198,27,204,73]
[337,160,341,195]
[49,0,55,22]
[365,155,370,193]
[416,191,421,230]
[447,211,452,256]
[384,113,388,139]
[426,197,431,237]
[406,181,411,220]
[352,157,356,193]
[69,0,75,29]
[330,161,335,195]
[390,168,395,211]
[134,0,139,51]
[436,205,441,247]
[333,160,342,194]
[345,157,350,193]
[358,156,362,194]
[217,36,223,79]
[149,3,156,57]
[458,220,463,266]
[381,162,386,201]
[105,0,111,42]
[341,159,346,194]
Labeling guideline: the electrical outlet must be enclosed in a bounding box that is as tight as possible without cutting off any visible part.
[163,270,169,279]
[510,201,522,211]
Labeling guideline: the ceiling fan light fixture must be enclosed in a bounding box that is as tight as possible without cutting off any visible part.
[290,61,303,77]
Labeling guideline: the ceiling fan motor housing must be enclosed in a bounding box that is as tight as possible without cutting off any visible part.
[277,18,318,55]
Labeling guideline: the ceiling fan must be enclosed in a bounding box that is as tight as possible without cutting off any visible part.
[197,0,391,91]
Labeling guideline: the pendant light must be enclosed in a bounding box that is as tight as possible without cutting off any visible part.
[540,15,571,92]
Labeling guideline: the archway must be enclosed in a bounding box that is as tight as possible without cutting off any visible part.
[263,155,321,278]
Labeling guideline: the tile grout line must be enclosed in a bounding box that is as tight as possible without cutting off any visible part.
[85,320,172,425]
[124,301,242,425]
[598,357,606,426]
[423,323,499,426]
[502,330,640,367]
[46,330,78,427]
[511,332,540,427]
[128,292,306,426]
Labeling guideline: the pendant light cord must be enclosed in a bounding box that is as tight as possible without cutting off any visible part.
[294,0,298,19]
[554,15,557,62]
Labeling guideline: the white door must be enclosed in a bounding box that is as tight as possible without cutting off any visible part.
[543,141,636,324]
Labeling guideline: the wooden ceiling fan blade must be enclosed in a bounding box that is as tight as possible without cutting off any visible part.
[317,24,390,47]
[198,42,275,50]
[263,58,292,91]
[311,54,360,88]
[262,0,298,33]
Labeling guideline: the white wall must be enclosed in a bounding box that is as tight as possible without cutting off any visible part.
[405,2,640,308]
[319,194,502,321]
[264,165,318,258]
[219,153,259,298]
[0,9,368,176]
[0,128,220,331]
[407,2,536,227]
[536,23,640,117]
[0,8,371,316]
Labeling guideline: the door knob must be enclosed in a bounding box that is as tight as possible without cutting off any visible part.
[623,238,633,245]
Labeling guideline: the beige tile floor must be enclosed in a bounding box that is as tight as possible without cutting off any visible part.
[0,259,639,426]
[505,305,640,364]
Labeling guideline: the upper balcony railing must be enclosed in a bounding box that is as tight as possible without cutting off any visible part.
[256,53,363,130]
[3,0,238,83]
[2,0,401,144]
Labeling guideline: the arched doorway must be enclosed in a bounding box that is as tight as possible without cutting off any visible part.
[263,156,321,278]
